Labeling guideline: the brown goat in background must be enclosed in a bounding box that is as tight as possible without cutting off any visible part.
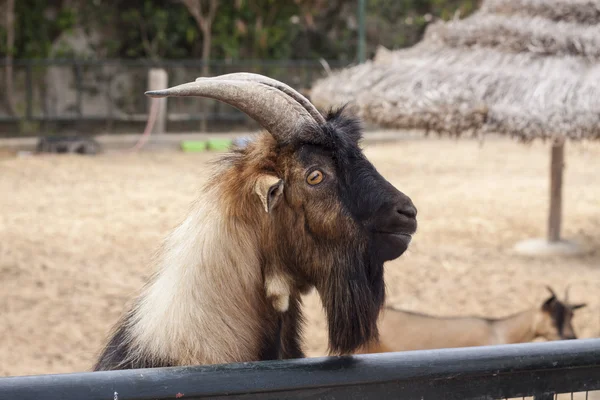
[356,286,586,354]
[94,73,417,371]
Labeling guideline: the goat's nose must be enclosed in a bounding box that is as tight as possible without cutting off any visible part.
[396,201,417,219]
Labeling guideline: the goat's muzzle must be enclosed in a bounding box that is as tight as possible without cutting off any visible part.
[371,188,417,262]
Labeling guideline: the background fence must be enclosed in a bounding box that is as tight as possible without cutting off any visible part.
[0,59,347,136]
[1,339,600,400]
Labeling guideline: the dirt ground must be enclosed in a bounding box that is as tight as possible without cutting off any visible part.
[1,136,599,380]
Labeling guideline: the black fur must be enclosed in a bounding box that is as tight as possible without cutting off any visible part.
[272,295,305,359]
[542,294,586,340]
[276,108,417,355]
[324,110,414,354]
[257,294,304,361]
[257,314,284,361]
[93,316,172,371]
[543,296,566,336]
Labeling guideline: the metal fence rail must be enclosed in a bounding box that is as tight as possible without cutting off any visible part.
[1,339,600,400]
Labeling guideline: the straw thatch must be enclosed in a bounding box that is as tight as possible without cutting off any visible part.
[379,42,595,76]
[309,59,489,135]
[310,59,488,136]
[426,13,600,57]
[310,0,600,142]
[482,0,600,24]
[365,51,600,140]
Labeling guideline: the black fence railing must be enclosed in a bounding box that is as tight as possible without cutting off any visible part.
[0,59,348,135]
[1,339,600,400]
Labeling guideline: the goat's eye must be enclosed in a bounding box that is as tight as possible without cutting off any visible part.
[306,170,324,186]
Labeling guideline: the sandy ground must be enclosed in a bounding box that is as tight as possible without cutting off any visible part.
[1,137,599,389]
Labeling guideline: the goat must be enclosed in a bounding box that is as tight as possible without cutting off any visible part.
[93,73,417,371]
[356,286,586,354]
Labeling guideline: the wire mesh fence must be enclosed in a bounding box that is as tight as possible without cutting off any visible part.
[0,59,347,135]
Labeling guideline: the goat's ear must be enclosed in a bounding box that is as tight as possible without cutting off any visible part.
[571,303,587,310]
[255,175,284,213]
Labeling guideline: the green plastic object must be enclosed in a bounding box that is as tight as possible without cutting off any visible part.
[207,139,233,151]
[180,141,208,152]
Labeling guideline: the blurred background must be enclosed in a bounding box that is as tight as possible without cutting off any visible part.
[0,2,598,395]
[0,0,478,135]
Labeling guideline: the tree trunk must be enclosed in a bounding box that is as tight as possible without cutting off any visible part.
[548,139,565,243]
[4,0,16,116]
[180,0,219,132]
[148,68,168,136]
[200,18,212,78]
[199,2,216,132]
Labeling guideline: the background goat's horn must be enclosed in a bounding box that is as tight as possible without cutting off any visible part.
[145,73,325,139]
[564,285,570,303]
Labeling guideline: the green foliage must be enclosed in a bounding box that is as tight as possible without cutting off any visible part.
[1,0,480,61]
[0,0,77,59]
[75,0,196,59]
[212,0,300,60]
[367,0,478,53]
[429,0,479,19]
[118,0,196,59]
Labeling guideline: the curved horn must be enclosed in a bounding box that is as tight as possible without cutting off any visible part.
[564,285,570,303]
[202,72,326,125]
[545,285,557,298]
[145,74,323,140]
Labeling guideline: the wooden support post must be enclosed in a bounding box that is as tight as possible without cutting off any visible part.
[514,138,585,256]
[548,139,564,243]
[148,68,168,135]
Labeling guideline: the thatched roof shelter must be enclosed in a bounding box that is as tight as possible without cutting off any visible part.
[311,0,600,255]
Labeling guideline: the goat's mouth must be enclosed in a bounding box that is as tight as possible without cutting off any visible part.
[373,231,413,261]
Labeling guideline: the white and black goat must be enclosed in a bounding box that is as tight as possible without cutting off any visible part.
[356,286,586,354]
[94,73,417,370]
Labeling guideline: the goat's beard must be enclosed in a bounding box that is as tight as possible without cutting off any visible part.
[318,243,385,355]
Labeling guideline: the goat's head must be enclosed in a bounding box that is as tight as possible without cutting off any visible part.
[146,73,417,354]
[537,286,586,341]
